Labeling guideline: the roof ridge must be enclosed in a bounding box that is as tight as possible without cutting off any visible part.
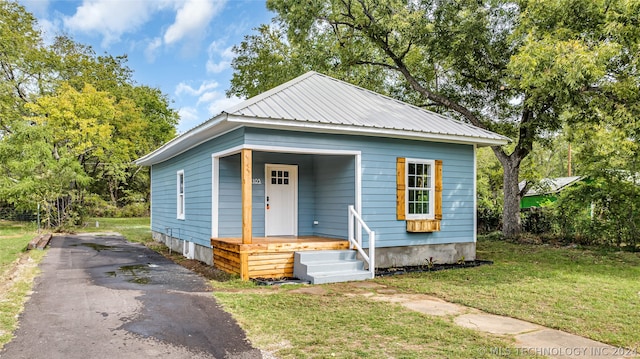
[223,71,319,115]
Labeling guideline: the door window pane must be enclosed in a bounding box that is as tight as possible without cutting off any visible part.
[271,168,290,185]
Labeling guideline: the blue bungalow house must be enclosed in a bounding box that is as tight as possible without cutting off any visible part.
[136,72,508,283]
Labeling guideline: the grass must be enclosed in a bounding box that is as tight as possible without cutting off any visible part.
[75,217,152,243]
[0,221,36,271]
[0,220,45,348]
[215,289,529,358]
[375,239,640,349]
[213,238,640,357]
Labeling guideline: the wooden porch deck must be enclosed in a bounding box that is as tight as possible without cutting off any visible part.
[211,236,350,280]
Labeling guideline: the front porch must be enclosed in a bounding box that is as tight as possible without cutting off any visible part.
[211,236,350,280]
[209,146,362,280]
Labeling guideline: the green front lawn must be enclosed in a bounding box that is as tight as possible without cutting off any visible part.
[214,238,640,357]
[216,290,529,358]
[375,239,640,349]
[5,218,636,356]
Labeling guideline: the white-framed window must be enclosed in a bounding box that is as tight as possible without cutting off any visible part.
[406,159,435,219]
[177,170,185,220]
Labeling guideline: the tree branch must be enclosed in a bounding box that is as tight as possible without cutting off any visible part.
[395,63,486,128]
[513,107,533,162]
[353,60,398,70]
[459,70,494,85]
[398,42,413,61]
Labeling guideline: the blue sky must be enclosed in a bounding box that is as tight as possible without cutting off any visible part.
[19,0,275,133]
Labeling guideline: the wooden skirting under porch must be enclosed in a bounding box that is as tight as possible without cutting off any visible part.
[211,236,350,280]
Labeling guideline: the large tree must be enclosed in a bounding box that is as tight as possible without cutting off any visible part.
[0,2,178,226]
[228,0,639,237]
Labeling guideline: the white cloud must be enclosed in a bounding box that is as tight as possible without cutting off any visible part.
[177,107,200,132]
[206,42,234,74]
[206,95,242,116]
[179,80,242,115]
[174,81,243,132]
[197,91,223,105]
[175,80,219,97]
[20,0,51,17]
[63,0,158,47]
[145,37,163,62]
[164,0,226,45]
[59,0,227,60]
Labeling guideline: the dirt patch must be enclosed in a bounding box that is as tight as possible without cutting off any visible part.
[288,286,328,295]
[0,255,37,296]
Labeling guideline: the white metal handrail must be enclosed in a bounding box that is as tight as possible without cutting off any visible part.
[348,205,375,278]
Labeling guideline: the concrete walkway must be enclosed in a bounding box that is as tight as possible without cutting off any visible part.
[345,282,638,359]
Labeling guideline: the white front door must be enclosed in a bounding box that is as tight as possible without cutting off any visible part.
[265,164,298,236]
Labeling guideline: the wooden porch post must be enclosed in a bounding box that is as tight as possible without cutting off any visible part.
[241,149,252,245]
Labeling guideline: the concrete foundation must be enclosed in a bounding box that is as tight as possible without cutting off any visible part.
[373,242,475,268]
[151,231,213,265]
[151,230,474,270]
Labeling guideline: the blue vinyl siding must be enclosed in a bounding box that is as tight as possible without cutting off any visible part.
[245,128,475,247]
[150,128,244,247]
[217,154,241,237]
[236,153,354,238]
[151,126,476,250]
[314,155,355,238]
[216,151,318,237]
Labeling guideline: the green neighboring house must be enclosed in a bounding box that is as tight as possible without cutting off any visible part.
[519,176,583,209]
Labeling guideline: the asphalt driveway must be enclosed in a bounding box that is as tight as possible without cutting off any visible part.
[0,234,263,359]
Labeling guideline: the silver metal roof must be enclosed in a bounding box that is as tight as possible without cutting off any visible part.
[519,176,583,196]
[136,71,509,166]
[225,71,509,142]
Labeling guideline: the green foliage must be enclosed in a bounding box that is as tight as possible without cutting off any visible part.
[0,3,178,228]
[520,207,554,235]
[551,77,640,248]
[228,24,392,101]
[553,178,640,248]
[476,147,504,233]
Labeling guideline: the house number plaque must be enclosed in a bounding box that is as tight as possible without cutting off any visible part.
[252,178,262,185]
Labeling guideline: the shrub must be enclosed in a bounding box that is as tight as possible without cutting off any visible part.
[477,206,502,234]
[117,202,149,217]
[552,177,640,249]
[521,207,554,234]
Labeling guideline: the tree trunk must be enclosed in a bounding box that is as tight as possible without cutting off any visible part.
[501,159,521,238]
[109,180,118,206]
